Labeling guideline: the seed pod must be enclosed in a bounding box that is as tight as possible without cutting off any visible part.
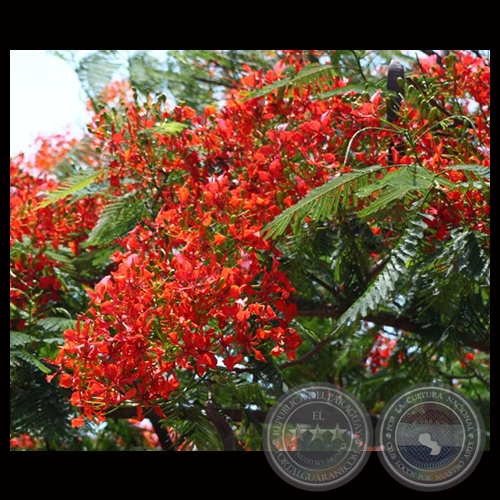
[429,107,438,122]
[387,60,405,123]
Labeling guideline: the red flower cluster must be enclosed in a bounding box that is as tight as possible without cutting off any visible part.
[405,52,490,239]
[367,334,398,374]
[10,140,101,330]
[42,50,489,426]
[10,433,39,450]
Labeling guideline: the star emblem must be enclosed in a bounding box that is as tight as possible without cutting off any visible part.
[310,423,328,441]
[330,423,347,442]
[289,424,308,441]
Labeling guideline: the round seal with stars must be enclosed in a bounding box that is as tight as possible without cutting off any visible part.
[263,383,372,491]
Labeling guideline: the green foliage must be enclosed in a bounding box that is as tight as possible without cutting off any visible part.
[265,166,385,238]
[86,193,147,247]
[38,169,102,208]
[357,166,435,218]
[10,331,51,374]
[140,121,188,137]
[451,164,491,181]
[11,49,489,451]
[53,137,102,179]
[336,217,427,327]
[315,83,374,100]
[37,317,77,335]
[77,51,121,96]
[249,64,337,99]
[266,164,448,238]
[51,50,277,111]
[10,362,76,447]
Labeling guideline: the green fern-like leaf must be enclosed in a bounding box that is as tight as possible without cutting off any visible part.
[315,83,373,100]
[358,165,435,218]
[171,405,222,451]
[43,247,79,279]
[248,64,337,99]
[38,170,102,208]
[444,294,490,348]
[86,194,146,247]
[446,230,490,282]
[358,166,434,198]
[450,164,490,181]
[37,317,77,334]
[10,348,51,374]
[53,137,101,178]
[265,166,384,239]
[77,51,121,96]
[141,121,188,137]
[334,216,427,329]
[11,365,74,444]
[10,331,36,349]
[359,186,414,218]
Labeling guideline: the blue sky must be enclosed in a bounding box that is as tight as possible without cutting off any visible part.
[10,50,88,156]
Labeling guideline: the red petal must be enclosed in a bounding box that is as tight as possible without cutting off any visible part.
[71,416,85,428]
[59,373,73,389]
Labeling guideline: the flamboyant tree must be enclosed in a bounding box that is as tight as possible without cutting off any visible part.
[11,50,490,451]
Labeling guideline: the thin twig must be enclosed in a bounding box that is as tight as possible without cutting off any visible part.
[435,370,476,381]
[308,273,338,297]
[280,339,329,369]
[194,76,236,89]
[351,50,368,83]
[295,307,490,353]
[472,369,491,389]
[205,381,237,451]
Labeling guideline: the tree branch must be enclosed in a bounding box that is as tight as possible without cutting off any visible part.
[107,407,139,419]
[280,338,329,369]
[297,307,342,318]
[205,401,238,451]
[205,381,237,451]
[194,76,236,89]
[435,369,490,389]
[366,259,389,283]
[222,409,267,423]
[149,413,176,451]
[351,50,368,83]
[107,407,176,450]
[309,273,338,297]
[473,371,491,389]
[296,306,424,333]
[296,308,490,353]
